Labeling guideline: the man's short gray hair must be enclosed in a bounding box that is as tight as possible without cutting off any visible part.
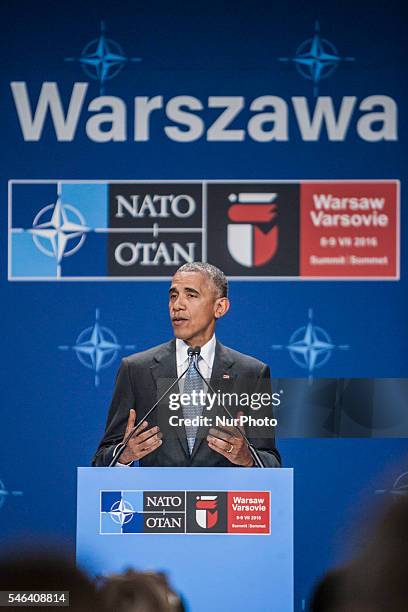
[175,262,228,298]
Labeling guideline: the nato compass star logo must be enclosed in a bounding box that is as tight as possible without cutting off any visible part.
[278,21,354,96]
[109,499,135,526]
[65,21,142,94]
[0,479,23,511]
[29,194,90,278]
[375,472,408,497]
[272,308,349,380]
[59,309,136,386]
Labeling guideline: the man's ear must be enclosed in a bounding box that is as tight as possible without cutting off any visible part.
[214,297,230,320]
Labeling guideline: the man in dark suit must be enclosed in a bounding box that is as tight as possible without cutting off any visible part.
[93,262,280,468]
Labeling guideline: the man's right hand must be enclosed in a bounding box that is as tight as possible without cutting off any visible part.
[119,409,162,464]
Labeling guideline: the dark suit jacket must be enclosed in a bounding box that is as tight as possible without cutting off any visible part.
[93,339,281,468]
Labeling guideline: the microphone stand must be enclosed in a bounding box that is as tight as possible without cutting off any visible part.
[109,353,193,467]
[191,347,265,468]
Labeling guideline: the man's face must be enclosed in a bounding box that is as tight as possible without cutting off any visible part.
[169,271,228,346]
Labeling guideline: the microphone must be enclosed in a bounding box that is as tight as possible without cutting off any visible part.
[191,345,265,468]
[108,348,194,467]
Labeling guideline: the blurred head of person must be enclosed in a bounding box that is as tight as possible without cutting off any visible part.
[347,495,408,611]
[309,566,362,612]
[98,569,185,612]
[0,553,104,612]
[310,496,408,612]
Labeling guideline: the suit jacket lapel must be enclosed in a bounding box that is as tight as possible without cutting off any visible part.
[190,340,235,459]
[150,339,190,459]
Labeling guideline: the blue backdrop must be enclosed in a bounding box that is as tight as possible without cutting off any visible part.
[1,1,407,610]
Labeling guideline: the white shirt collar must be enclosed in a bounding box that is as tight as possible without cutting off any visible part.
[175,335,216,370]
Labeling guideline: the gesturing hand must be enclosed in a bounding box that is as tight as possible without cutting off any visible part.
[206,411,254,467]
[119,409,162,464]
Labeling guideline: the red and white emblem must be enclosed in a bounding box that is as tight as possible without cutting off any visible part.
[195,495,218,529]
[227,192,279,267]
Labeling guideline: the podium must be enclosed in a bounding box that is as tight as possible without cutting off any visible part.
[77,467,293,611]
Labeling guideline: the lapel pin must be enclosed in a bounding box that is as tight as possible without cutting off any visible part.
[222,373,231,379]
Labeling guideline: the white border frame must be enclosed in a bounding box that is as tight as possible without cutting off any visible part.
[8,179,401,282]
[99,488,271,536]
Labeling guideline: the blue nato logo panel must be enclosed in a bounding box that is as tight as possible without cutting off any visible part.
[100,491,144,534]
[9,182,108,280]
[9,180,205,280]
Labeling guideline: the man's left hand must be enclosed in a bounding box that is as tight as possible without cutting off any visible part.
[206,411,254,467]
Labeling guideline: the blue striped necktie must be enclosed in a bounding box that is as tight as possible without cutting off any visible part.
[182,355,205,453]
